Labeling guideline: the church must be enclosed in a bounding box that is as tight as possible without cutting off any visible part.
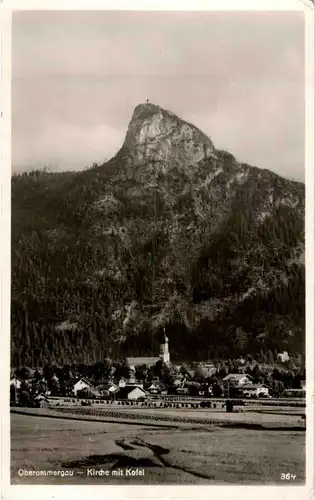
[126,333,170,371]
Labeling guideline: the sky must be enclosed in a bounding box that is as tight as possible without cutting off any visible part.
[12,10,305,181]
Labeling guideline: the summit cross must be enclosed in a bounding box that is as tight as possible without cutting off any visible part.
[145,98,150,104]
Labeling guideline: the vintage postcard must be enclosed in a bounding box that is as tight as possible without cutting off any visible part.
[1,1,314,499]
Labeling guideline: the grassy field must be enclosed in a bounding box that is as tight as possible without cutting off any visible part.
[11,412,305,485]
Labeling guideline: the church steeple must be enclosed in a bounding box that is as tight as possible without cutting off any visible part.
[159,329,170,365]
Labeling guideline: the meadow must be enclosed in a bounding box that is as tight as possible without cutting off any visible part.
[11,411,305,485]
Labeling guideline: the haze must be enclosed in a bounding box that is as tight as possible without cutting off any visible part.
[12,10,305,181]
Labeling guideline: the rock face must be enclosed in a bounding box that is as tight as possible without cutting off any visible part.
[11,103,305,365]
[121,103,216,168]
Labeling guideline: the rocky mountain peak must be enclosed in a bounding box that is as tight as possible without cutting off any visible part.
[120,102,216,168]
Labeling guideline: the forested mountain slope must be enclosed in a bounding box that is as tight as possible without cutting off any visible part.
[11,103,305,366]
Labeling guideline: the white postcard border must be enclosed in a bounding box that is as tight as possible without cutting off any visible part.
[1,1,314,499]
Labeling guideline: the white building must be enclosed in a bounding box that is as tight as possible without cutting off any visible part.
[176,387,189,395]
[10,377,22,390]
[173,375,185,387]
[72,378,94,396]
[118,377,127,388]
[223,374,254,387]
[148,382,159,394]
[127,386,146,400]
[277,351,290,363]
[159,332,170,365]
[126,331,171,370]
[241,384,270,397]
[96,381,119,397]
[119,386,147,400]
[128,374,137,384]
[34,393,50,406]
[147,382,167,394]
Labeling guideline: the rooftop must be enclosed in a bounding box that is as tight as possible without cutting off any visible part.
[118,385,147,399]
[223,373,254,381]
[126,357,160,367]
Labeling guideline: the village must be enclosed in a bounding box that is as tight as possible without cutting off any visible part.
[10,334,306,407]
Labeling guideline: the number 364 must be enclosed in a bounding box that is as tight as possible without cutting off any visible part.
[281,473,296,480]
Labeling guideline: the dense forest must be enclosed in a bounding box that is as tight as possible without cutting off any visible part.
[11,105,305,367]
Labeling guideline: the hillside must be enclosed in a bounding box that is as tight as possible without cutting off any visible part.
[11,103,305,366]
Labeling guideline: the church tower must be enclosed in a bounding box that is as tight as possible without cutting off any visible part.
[159,329,170,365]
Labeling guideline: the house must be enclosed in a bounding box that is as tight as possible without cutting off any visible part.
[108,383,119,394]
[34,393,50,407]
[223,374,254,387]
[147,382,159,394]
[10,377,22,404]
[300,380,306,391]
[10,377,22,390]
[96,382,119,397]
[173,375,185,387]
[277,351,290,363]
[35,399,50,408]
[118,385,147,400]
[72,378,94,396]
[118,377,128,388]
[198,363,216,378]
[147,382,167,394]
[240,384,270,398]
[176,387,189,395]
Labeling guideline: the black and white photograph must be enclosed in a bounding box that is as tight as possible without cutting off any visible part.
[3,2,314,494]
